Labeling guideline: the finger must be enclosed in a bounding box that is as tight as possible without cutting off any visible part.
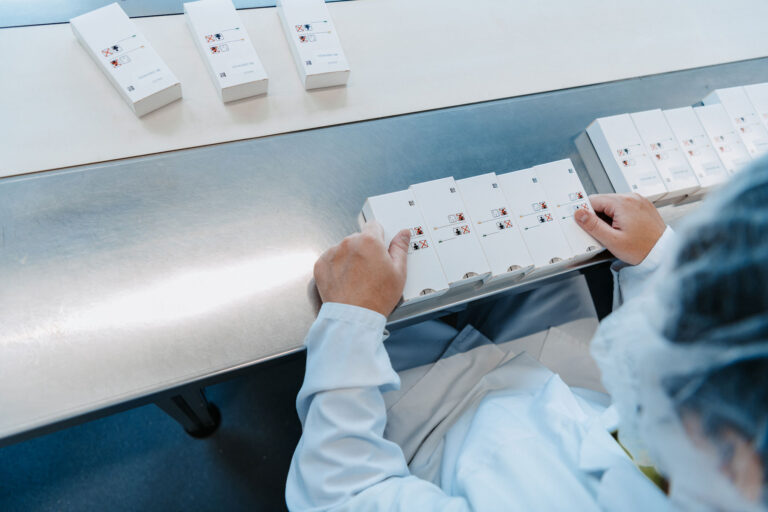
[388,228,411,277]
[361,220,386,243]
[588,194,621,218]
[574,207,620,247]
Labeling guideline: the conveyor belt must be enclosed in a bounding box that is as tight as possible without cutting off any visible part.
[1,57,767,447]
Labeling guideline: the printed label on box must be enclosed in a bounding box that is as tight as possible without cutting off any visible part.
[587,114,667,202]
[695,104,752,175]
[410,178,491,285]
[663,107,729,193]
[361,190,449,303]
[533,159,603,260]
[185,0,268,102]
[456,173,534,279]
[70,3,180,115]
[497,168,574,270]
[630,109,699,199]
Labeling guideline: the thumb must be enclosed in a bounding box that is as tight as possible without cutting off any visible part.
[388,229,411,277]
[575,207,619,246]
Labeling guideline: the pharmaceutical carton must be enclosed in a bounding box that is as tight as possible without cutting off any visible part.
[410,178,491,287]
[663,107,729,196]
[694,104,751,175]
[184,0,268,102]
[70,3,181,117]
[455,173,534,282]
[703,86,768,158]
[276,0,350,89]
[361,190,449,304]
[533,159,604,262]
[630,109,700,200]
[497,168,574,275]
[744,82,768,131]
[586,114,667,203]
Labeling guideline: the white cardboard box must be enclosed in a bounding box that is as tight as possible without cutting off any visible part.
[276,0,350,90]
[410,178,491,287]
[703,86,768,159]
[663,107,729,196]
[586,114,668,203]
[455,173,534,282]
[744,82,768,131]
[694,103,752,175]
[360,190,449,305]
[630,109,700,201]
[497,168,574,274]
[184,0,268,102]
[533,159,604,262]
[70,3,181,117]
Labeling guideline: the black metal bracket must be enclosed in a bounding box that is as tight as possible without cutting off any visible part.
[156,388,221,438]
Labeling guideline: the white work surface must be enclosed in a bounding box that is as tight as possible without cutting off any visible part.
[2,0,768,178]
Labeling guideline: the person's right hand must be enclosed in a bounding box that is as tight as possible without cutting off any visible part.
[574,193,667,265]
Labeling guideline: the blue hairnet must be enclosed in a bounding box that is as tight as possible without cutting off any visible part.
[592,156,768,510]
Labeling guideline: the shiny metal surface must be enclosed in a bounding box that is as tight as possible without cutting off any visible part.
[0,0,347,29]
[1,57,767,442]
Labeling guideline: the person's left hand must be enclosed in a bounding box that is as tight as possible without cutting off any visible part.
[313,222,411,317]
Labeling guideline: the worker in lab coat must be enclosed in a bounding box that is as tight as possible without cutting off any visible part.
[285,159,768,511]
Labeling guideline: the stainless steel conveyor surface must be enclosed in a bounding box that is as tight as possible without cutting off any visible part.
[2,57,767,444]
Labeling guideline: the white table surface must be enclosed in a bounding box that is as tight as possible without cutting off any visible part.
[2,0,768,178]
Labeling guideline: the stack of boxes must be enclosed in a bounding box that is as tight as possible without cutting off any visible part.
[360,159,604,306]
[363,81,768,308]
[584,83,768,204]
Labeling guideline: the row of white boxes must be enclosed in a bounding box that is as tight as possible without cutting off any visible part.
[70,0,349,116]
[360,159,605,306]
[585,83,768,205]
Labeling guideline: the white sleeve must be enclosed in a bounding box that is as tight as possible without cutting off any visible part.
[285,302,470,512]
[611,226,676,309]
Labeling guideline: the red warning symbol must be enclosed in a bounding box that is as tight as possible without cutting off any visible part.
[461,225,470,234]
[210,46,219,54]
[102,48,113,57]
[545,214,553,222]
[419,240,429,249]
[110,59,120,68]
[205,34,215,43]
[504,220,513,228]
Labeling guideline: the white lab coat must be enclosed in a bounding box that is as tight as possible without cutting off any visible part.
[285,229,677,511]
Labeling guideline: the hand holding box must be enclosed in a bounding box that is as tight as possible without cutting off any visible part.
[360,190,449,304]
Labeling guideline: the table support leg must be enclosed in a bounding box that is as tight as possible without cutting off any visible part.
[156,388,221,438]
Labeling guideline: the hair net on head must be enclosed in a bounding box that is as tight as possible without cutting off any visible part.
[591,156,768,511]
